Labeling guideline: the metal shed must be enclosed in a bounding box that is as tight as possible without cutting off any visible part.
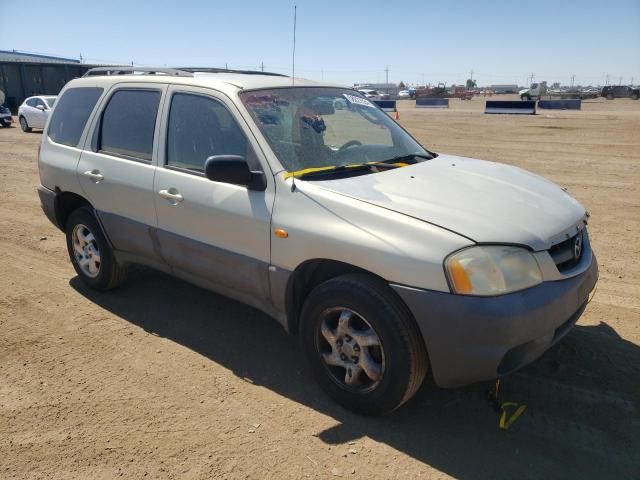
[0,50,93,112]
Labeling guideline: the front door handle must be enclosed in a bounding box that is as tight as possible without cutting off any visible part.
[158,188,184,205]
[83,169,104,183]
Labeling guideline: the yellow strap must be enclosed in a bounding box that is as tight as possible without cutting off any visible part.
[283,165,337,180]
[499,402,527,430]
[283,162,410,180]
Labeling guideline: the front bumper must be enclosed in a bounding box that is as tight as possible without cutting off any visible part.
[392,254,598,388]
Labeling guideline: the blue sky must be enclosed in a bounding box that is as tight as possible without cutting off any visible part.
[2,0,639,87]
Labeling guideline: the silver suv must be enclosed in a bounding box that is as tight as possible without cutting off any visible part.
[37,67,598,414]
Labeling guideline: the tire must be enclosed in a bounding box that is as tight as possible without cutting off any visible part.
[65,207,127,290]
[520,95,530,101]
[631,93,639,100]
[606,93,614,100]
[19,116,31,132]
[299,273,428,415]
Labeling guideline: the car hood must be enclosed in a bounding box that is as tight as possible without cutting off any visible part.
[301,154,588,251]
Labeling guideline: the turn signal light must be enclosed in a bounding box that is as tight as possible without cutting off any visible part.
[448,258,473,294]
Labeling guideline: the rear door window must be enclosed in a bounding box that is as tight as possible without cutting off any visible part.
[47,87,103,147]
[98,89,161,161]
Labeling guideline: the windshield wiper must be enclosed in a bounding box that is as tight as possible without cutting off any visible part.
[379,152,433,164]
[292,162,401,180]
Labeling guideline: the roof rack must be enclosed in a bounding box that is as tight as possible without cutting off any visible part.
[180,67,288,78]
[83,66,193,77]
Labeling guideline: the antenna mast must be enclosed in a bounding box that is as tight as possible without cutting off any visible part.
[292,5,297,85]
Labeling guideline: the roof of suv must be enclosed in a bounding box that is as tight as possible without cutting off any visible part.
[67,70,341,96]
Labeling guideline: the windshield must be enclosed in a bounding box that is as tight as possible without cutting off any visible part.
[240,87,430,176]
[44,97,56,108]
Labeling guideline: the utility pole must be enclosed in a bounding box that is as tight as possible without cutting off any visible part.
[631,77,634,86]
[79,53,83,64]
[385,66,389,86]
[570,74,575,88]
[618,76,622,85]
[225,63,228,70]
[469,70,474,81]
[292,5,297,85]
[529,73,535,86]
[605,74,610,86]
[260,61,264,72]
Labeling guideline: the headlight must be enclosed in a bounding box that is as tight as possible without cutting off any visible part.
[445,246,542,296]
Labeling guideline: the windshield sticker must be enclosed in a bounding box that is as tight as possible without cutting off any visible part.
[343,94,375,108]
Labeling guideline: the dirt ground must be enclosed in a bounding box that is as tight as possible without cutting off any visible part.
[1,95,639,479]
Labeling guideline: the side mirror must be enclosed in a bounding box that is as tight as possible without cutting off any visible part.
[204,155,266,191]
[36,104,46,111]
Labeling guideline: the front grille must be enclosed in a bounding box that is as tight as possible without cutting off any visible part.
[549,230,584,272]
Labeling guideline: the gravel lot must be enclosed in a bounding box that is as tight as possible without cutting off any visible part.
[1,96,639,479]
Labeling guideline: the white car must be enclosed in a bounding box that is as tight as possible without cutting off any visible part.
[357,89,383,101]
[37,67,597,415]
[398,90,410,98]
[18,95,57,132]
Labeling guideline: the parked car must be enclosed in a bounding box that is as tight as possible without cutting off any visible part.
[37,67,598,415]
[18,95,57,132]
[0,90,12,127]
[600,85,639,100]
[333,98,348,110]
[397,90,410,98]
[0,105,11,127]
[357,89,383,101]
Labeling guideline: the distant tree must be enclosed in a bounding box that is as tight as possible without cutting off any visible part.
[398,81,406,89]
[465,78,477,89]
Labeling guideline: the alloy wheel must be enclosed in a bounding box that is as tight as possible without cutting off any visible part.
[316,307,385,393]
[71,223,101,278]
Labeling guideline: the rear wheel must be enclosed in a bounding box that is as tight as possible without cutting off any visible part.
[631,93,639,100]
[606,93,614,100]
[19,116,31,132]
[65,207,127,290]
[300,273,428,415]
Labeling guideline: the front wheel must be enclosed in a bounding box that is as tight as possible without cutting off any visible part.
[606,93,614,100]
[19,116,31,132]
[631,93,639,100]
[65,207,127,290]
[300,274,428,415]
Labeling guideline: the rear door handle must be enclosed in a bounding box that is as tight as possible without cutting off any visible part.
[83,169,104,183]
[158,188,184,204]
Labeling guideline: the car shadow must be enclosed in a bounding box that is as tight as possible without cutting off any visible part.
[70,267,639,480]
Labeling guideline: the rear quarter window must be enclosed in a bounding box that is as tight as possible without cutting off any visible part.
[47,87,104,147]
